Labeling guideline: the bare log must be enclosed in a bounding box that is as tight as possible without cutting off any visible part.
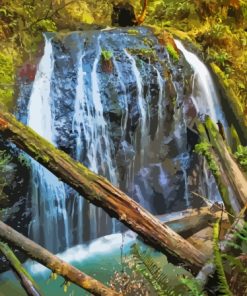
[0,106,206,271]
[0,242,42,296]
[158,207,228,236]
[0,221,121,296]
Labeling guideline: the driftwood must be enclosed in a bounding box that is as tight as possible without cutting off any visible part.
[0,221,121,296]
[158,206,229,237]
[0,107,206,272]
[0,242,42,296]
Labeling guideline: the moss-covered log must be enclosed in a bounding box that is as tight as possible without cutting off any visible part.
[195,119,237,222]
[0,221,121,296]
[0,107,206,272]
[0,242,42,296]
[195,117,247,222]
[204,116,247,208]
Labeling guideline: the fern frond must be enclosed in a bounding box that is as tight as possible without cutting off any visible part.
[222,254,246,274]
[180,277,205,296]
[131,243,177,296]
[213,220,233,296]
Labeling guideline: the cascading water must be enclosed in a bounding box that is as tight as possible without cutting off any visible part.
[175,40,228,131]
[175,40,229,204]
[27,35,69,252]
[21,27,228,253]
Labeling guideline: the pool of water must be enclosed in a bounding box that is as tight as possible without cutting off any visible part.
[0,231,137,296]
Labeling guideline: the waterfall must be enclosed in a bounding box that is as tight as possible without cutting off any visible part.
[124,49,149,168]
[22,28,227,253]
[27,35,70,252]
[72,36,118,240]
[175,40,232,205]
[175,40,228,131]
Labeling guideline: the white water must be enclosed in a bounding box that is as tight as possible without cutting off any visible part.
[72,36,118,239]
[154,66,165,139]
[175,40,232,204]
[175,40,227,129]
[27,36,69,252]
[124,49,148,167]
[26,231,137,275]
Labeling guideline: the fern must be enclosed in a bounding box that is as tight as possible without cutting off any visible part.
[130,244,178,296]
[180,277,205,296]
[213,220,233,296]
[227,221,247,252]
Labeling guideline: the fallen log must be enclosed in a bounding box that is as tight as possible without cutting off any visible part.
[0,221,121,296]
[0,242,42,296]
[196,205,247,287]
[204,116,247,207]
[195,119,238,221]
[158,206,228,237]
[0,106,206,271]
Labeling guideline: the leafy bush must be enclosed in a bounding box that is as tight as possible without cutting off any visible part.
[101,49,113,61]
[234,145,247,171]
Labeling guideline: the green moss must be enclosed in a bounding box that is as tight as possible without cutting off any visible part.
[127,29,139,35]
[194,142,220,176]
[101,49,113,61]
[234,145,247,172]
[127,48,158,63]
[0,51,16,108]
[166,44,179,62]
[143,37,154,47]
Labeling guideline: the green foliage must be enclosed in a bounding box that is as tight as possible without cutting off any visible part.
[131,244,177,296]
[166,44,179,62]
[130,243,205,296]
[17,153,31,168]
[0,150,11,189]
[213,220,233,296]
[101,49,113,61]
[180,277,205,296]
[127,29,139,35]
[0,51,16,107]
[208,48,232,67]
[234,145,247,171]
[0,150,11,203]
[226,221,247,252]
[194,142,219,176]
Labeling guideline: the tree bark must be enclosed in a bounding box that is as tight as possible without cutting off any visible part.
[0,107,206,272]
[158,206,228,237]
[204,116,247,208]
[0,242,42,296]
[195,118,244,221]
[0,221,121,296]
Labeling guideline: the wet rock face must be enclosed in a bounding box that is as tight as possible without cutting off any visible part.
[15,26,206,250]
[0,139,31,272]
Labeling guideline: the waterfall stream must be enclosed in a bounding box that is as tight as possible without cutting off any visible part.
[21,27,230,254]
[175,40,228,132]
[27,36,70,252]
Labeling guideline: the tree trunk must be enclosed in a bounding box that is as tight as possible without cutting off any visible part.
[0,242,42,296]
[204,116,247,207]
[0,221,121,296]
[195,118,246,221]
[158,206,229,236]
[0,106,206,272]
